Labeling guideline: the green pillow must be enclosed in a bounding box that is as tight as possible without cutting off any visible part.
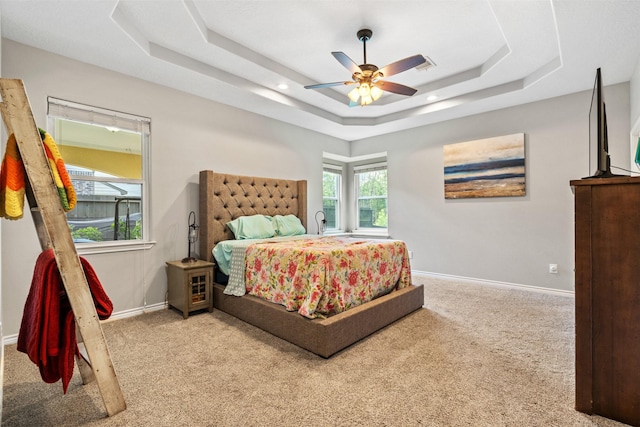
[227,215,276,240]
[273,214,306,236]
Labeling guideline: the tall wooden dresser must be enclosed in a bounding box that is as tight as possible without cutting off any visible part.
[571,177,640,426]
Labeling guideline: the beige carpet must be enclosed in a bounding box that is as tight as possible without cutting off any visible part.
[1,276,630,426]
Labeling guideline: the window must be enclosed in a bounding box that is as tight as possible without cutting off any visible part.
[355,162,387,230]
[47,98,151,248]
[322,165,342,230]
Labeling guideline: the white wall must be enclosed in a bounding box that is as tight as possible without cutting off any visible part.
[0,39,348,337]
[351,82,630,292]
[630,56,640,130]
[1,38,634,338]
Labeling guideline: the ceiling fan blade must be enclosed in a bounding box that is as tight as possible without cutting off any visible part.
[304,81,351,89]
[332,51,362,74]
[376,80,418,96]
[378,55,426,77]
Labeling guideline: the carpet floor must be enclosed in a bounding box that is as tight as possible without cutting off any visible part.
[1,275,631,426]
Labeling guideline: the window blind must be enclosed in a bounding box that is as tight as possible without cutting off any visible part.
[48,97,150,133]
[354,161,387,173]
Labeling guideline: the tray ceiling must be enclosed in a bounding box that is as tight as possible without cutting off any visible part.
[2,0,640,141]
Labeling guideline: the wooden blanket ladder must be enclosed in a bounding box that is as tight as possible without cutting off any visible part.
[0,79,126,416]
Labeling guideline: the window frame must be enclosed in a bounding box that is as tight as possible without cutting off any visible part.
[46,97,154,254]
[353,161,388,233]
[322,164,343,231]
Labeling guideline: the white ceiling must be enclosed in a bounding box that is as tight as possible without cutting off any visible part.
[2,0,640,141]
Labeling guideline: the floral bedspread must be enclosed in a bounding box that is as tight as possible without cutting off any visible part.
[244,236,412,318]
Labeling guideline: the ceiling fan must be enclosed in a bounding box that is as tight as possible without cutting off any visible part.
[304,29,429,106]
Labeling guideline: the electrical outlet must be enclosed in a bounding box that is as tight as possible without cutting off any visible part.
[549,264,558,274]
[408,250,413,259]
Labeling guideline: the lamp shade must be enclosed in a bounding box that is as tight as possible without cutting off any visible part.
[347,81,383,106]
[348,87,360,103]
[371,86,383,101]
[358,83,371,97]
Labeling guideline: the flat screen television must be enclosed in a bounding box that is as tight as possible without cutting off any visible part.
[585,68,626,178]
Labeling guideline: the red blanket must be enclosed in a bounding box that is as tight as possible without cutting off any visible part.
[17,249,113,393]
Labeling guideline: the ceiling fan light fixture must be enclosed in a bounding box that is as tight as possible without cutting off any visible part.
[348,81,382,106]
[305,28,426,107]
[358,82,371,97]
[348,87,360,102]
[371,86,383,101]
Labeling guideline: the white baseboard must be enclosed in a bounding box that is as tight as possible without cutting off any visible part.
[101,302,167,323]
[3,273,572,346]
[3,302,167,346]
[412,270,575,297]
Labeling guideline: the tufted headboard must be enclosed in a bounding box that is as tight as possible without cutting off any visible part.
[198,170,307,262]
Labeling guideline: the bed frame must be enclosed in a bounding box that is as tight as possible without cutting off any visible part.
[199,170,424,358]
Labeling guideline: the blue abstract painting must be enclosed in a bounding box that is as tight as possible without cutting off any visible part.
[444,133,525,199]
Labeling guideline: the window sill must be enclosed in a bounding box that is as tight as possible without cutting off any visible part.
[75,240,156,255]
[323,230,390,239]
[322,230,349,237]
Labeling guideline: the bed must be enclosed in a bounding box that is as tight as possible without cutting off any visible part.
[199,170,424,357]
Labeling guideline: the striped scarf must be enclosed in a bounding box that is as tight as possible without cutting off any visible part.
[0,129,76,220]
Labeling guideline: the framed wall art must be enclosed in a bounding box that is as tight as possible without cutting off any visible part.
[443,133,525,199]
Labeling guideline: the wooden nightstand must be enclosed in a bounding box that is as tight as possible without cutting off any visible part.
[166,259,214,318]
